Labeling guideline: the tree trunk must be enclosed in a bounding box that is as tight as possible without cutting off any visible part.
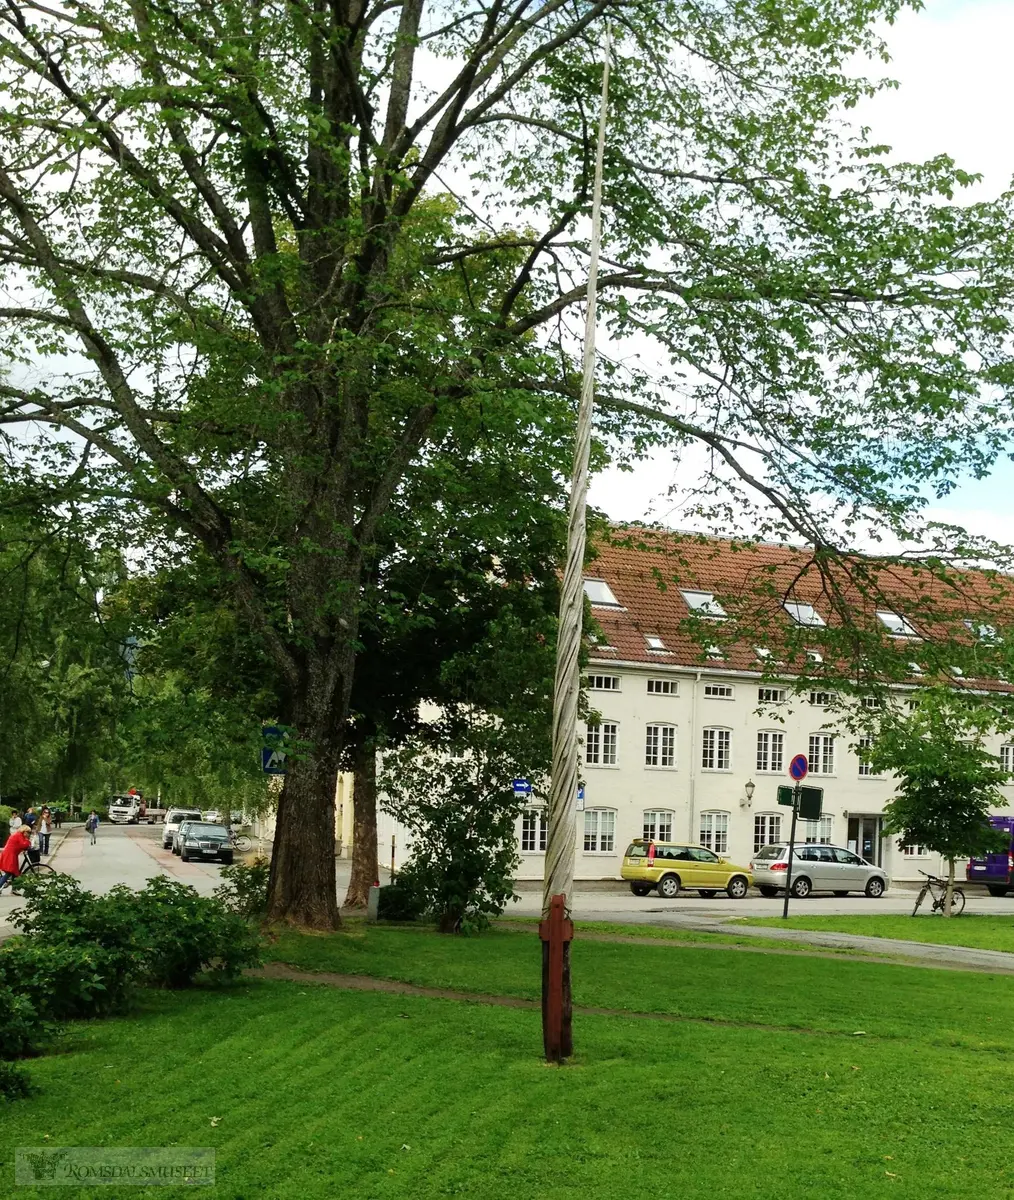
[344,736,378,908]
[944,857,955,916]
[266,720,342,930]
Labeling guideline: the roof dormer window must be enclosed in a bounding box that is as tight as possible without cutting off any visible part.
[681,590,727,619]
[583,579,622,607]
[645,635,669,652]
[784,602,826,627]
[877,610,918,638]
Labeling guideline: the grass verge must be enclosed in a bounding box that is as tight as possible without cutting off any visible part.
[737,914,1014,953]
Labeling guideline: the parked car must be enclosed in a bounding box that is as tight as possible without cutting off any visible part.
[178,822,233,865]
[750,843,888,899]
[966,816,1014,895]
[203,809,223,824]
[162,809,203,851]
[621,840,753,899]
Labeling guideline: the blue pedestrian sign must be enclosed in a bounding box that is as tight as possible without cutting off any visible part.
[577,785,585,800]
[261,726,288,775]
[788,754,809,782]
[513,778,533,795]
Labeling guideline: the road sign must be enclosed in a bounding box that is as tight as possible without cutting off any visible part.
[577,784,585,812]
[788,754,809,781]
[513,779,533,795]
[261,725,288,775]
[797,786,823,821]
[777,785,795,807]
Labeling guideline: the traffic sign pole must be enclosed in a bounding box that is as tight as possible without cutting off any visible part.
[782,781,801,920]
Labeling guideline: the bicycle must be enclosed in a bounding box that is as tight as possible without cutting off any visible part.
[0,853,58,896]
[229,832,253,854]
[912,870,966,916]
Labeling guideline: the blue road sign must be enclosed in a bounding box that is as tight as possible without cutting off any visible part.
[261,725,288,775]
[577,784,585,800]
[513,778,533,795]
[788,754,809,782]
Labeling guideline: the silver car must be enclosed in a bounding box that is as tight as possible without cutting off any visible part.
[750,842,888,899]
[162,808,203,851]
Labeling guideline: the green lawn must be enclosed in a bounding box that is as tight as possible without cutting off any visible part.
[6,930,1014,1198]
[737,913,1014,952]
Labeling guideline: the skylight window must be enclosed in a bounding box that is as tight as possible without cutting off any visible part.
[705,645,725,659]
[755,647,772,660]
[877,610,918,637]
[950,666,965,678]
[583,579,621,607]
[681,590,727,619]
[964,620,999,642]
[806,650,823,664]
[908,662,924,676]
[645,635,668,652]
[784,602,826,627]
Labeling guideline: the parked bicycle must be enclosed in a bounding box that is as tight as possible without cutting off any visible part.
[229,831,253,854]
[912,870,966,916]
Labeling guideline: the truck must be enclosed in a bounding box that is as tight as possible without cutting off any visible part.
[966,815,1014,896]
[108,791,167,825]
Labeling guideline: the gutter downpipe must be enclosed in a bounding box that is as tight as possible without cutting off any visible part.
[688,670,702,840]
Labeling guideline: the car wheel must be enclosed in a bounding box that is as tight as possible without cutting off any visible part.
[699,889,717,898]
[657,874,680,899]
[833,891,849,897]
[726,876,749,900]
[987,885,1009,897]
[790,876,812,899]
[865,876,886,899]
[180,850,189,862]
[629,883,652,897]
[759,885,779,898]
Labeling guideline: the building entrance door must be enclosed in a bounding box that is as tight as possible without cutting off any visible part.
[847,816,882,865]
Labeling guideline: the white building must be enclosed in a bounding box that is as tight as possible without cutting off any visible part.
[380,532,1014,885]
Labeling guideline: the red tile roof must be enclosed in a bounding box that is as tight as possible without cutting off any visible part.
[585,528,1014,689]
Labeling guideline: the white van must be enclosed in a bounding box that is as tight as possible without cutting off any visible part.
[162,808,204,850]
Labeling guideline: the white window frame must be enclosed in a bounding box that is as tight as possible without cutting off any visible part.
[876,610,919,637]
[754,812,782,854]
[643,809,674,842]
[583,579,622,607]
[784,601,826,627]
[585,721,618,767]
[704,683,734,699]
[644,723,677,769]
[857,736,881,778]
[583,808,616,853]
[803,816,833,844]
[756,730,785,774]
[646,678,678,696]
[758,687,787,704]
[645,635,669,652]
[902,843,929,857]
[520,808,548,853]
[699,810,730,855]
[701,726,732,771]
[681,590,727,619]
[809,690,836,707]
[587,674,621,692]
[808,733,836,776]
[1002,744,1014,775]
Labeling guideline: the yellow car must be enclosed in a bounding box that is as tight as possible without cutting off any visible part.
[621,840,753,899]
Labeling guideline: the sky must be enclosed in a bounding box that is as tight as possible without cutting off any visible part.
[590,0,1014,544]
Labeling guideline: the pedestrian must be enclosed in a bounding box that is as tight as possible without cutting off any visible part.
[9,811,22,833]
[24,812,41,865]
[85,809,100,845]
[0,817,32,893]
[37,808,52,856]
[53,808,63,830]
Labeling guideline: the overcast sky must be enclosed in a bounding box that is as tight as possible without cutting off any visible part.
[590,0,1014,543]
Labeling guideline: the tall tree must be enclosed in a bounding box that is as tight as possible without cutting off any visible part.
[2,1,1013,927]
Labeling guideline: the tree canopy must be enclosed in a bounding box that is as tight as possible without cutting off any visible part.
[2,0,1014,925]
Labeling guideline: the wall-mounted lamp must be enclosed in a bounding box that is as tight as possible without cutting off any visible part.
[742,779,756,808]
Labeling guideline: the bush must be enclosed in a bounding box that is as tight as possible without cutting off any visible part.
[0,985,44,1059]
[0,943,135,1020]
[130,877,262,988]
[12,875,139,954]
[0,1061,33,1102]
[377,881,428,923]
[214,859,270,919]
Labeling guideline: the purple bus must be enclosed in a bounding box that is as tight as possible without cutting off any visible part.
[966,816,1014,896]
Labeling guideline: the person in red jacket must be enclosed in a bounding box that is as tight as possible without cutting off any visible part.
[0,816,33,893]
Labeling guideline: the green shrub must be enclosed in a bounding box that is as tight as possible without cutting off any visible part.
[12,875,139,955]
[377,881,428,922]
[0,1061,32,1101]
[214,858,270,919]
[130,877,262,988]
[0,943,135,1020]
[0,985,44,1059]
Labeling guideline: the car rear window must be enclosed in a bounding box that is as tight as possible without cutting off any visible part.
[625,842,651,857]
[753,845,784,860]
